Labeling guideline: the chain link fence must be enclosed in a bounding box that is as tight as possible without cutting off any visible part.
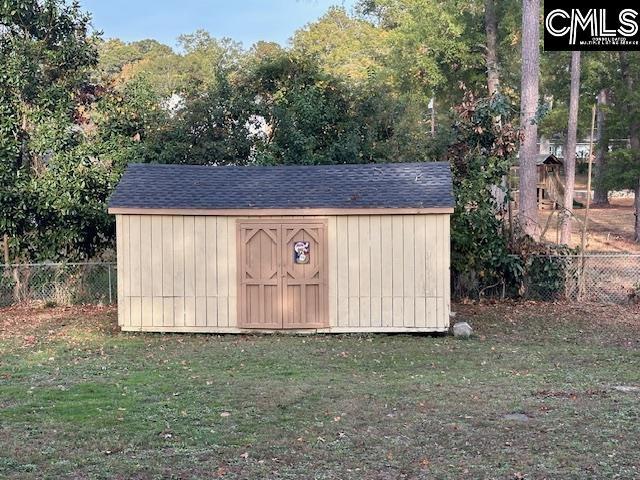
[0,263,116,307]
[528,254,640,304]
[454,253,640,304]
[1,255,639,307]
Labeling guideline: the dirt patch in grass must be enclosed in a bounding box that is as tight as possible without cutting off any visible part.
[540,198,640,252]
[1,303,639,479]
[0,304,118,341]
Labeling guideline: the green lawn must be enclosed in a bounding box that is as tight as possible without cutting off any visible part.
[1,303,639,479]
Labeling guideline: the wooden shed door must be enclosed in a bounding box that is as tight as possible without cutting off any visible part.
[238,224,282,329]
[238,220,327,329]
[281,222,327,329]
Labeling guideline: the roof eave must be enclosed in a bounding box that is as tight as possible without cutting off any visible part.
[108,206,455,216]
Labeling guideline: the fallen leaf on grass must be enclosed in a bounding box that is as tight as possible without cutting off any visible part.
[220,411,231,417]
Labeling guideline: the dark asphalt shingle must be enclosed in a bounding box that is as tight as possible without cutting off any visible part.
[108,162,454,210]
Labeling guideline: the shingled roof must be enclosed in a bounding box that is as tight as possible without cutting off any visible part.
[108,162,454,211]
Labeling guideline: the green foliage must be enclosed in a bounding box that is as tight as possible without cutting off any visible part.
[445,90,520,291]
[522,254,571,300]
[291,7,387,83]
[601,149,640,192]
[0,0,106,262]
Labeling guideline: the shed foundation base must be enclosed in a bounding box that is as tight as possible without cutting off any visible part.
[119,325,449,334]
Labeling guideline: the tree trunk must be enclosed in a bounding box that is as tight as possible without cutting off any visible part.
[485,0,500,96]
[593,89,609,205]
[560,51,581,245]
[518,0,541,239]
[636,180,640,242]
[619,52,640,241]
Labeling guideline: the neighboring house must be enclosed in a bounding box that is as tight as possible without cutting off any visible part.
[108,162,454,333]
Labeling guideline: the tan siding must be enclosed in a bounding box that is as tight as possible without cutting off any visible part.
[358,217,370,326]
[327,216,338,327]
[194,217,206,297]
[151,216,163,297]
[227,218,237,327]
[347,217,359,327]
[414,215,427,327]
[131,297,141,328]
[369,216,382,327]
[161,216,173,296]
[140,216,152,298]
[116,213,450,332]
[115,215,124,326]
[141,297,153,327]
[380,216,393,327]
[173,216,184,297]
[216,218,229,327]
[336,216,349,327]
[184,216,196,297]
[129,215,141,297]
[425,216,437,297]
[403,216,414,327]
[152,297,163,327]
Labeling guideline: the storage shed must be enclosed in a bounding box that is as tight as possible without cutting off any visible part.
[108,162,454,333]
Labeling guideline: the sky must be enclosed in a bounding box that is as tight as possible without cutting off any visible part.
[79,0,358,50]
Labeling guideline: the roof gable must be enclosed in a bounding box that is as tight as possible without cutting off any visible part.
[108,162,454,212]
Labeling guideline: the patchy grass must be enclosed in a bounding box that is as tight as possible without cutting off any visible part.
[1,303,640,479]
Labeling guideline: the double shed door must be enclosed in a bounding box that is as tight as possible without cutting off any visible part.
[238,219,328,329]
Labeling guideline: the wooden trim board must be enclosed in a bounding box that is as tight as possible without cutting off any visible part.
[120,325,449,334]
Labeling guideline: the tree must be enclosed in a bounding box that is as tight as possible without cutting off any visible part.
[484,0,499,96]
[618,51,640,240]
[560,51,581,245]
[0,0,101,262]
[518,0,540,239]
[445,89,522,295]
[593,89,610,205]
[291,7,387,83]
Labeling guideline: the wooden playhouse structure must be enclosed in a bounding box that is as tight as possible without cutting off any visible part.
[511,153,564,210]
[108,162,454,333]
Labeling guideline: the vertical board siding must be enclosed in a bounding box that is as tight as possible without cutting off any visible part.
[369,216,382,328]
[161,216,174,297]
[183,216,196,297]
[117,213,450,331]
[129,216,141,297]
[336,217,349,327]
[140,216,152,297]
[151,216,163,297]
[115,215,124,326]
[327,216,338,327]
[173,216,185,297]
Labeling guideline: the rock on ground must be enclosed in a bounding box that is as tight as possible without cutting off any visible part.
[453,321,473,338]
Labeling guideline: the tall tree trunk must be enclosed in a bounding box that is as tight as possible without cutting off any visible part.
[560,51,581,245]
[485,0,500,96]
[635,181,640,243]
[593,89,609,205]
[518,0,541,239]
[619,52,640,241]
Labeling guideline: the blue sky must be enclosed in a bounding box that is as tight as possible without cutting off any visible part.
[79,0,358,49]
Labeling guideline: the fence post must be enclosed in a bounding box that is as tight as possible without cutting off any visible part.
[108,265,113,304]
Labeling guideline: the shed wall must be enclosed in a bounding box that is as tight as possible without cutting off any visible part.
[116,214,450,332]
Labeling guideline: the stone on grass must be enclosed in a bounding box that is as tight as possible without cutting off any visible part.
[503,413,531,422]
[452,321,473,338]
[612,385,640,393]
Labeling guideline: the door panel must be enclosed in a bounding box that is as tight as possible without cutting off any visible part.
[281,223,327,329]
[238,224,281,328]
[237,219,328,329]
